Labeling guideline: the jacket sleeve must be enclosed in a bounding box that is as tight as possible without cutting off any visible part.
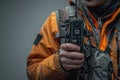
[26,11,68,80]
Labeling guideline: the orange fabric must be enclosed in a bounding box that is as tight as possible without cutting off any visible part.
[111,32,120,80]
[27,12,68,80]
[27,7,120,80]
[99,8,120,51]
[84,8,120,80]
[89,12,98,29]
[84,8,120,51]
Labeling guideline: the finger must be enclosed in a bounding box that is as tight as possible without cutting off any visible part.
[62,63,83,70]
[59,50,84,60]
[61,57,84,65]
[60,43,80,51]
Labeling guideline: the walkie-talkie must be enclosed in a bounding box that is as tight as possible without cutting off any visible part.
[59,0,86,80]
[60,1,86,51]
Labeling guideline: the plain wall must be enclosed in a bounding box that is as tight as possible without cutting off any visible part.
[0,0,68,80]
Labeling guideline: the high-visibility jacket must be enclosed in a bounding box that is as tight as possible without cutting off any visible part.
[27,5,120,80]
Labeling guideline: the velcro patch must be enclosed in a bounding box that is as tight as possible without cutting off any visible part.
[34,34,42,45]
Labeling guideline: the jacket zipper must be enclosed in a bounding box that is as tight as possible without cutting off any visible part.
[97,17,102,43]
[98,17,102,29]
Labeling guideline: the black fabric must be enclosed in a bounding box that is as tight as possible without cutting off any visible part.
[105,46,111,55]
[118,64,120,76]
[34,34,42,45]
[114,15,120,31]
[106,13,120,41]
[88,1,120,18]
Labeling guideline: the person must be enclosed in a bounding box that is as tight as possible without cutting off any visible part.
[26,0,120,80]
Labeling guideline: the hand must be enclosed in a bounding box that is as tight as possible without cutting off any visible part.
[59,43,85,71]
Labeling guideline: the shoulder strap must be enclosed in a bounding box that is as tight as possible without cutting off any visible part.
[117,29,120,78]
[114,13,120,66]
[116,23,120,69]
[107,13,120,78]
[113,13,120,78]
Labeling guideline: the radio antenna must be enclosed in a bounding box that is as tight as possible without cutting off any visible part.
[75,0,77,18]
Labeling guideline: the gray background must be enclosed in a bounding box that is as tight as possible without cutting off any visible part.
[0,0,68,80]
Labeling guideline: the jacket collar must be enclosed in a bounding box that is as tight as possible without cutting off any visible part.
[89,1,120,19]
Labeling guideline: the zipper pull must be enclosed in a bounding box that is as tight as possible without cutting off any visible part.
[98,17,102,29]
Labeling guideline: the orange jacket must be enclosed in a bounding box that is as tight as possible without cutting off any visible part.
[27,7,120,80]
